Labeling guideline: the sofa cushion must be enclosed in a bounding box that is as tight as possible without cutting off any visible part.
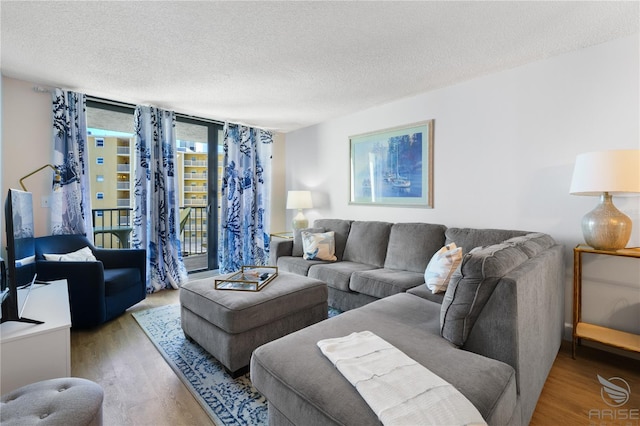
[308,261,379,292]
[342,221,392,267]
[302,231,337,261]
[292,227,324,257]
[424,243,462,293]
[384,222,446,272]
[276,256,328,276]
[350,268,425,299]
[440,243,528,347]
[445,228,528,254]
[313,219,353,261]
[407,285,445,304]
[103,267,141,296]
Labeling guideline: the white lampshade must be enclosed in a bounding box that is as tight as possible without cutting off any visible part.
[286,191,313,209]
[569,149,640,250]
[570,150,640,195]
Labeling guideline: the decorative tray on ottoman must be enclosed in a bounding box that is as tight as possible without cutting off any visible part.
[214,266,278,292]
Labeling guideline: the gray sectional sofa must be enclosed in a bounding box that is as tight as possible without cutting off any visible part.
[254,219,565,425]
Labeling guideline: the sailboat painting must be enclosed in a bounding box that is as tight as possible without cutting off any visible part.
[349,120,434,207]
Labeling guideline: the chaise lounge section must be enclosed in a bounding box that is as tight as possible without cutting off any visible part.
[254,221,565,425]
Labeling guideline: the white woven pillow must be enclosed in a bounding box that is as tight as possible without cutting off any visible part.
[44,246,97,262]
[301,231,337,261]
[424,242,462,293]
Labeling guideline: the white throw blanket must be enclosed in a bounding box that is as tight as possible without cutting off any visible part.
[317,331,487,426]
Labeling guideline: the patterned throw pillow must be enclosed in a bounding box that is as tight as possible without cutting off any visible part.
[301,231,337,261]
[43,246,97,262]
[424,243,462,293]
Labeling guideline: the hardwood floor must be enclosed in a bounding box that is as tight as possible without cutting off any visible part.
[71,289,639,426]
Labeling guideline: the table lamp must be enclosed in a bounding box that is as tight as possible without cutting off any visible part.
[286,190,313,230]
[569,149,640,250]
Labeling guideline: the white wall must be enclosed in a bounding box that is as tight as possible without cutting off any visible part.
[1,77,54,252]
[284,35,640,341]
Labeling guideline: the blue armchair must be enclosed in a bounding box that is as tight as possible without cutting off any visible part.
[34,234,146,328]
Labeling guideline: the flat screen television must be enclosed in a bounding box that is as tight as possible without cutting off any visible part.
[1,189,42,324]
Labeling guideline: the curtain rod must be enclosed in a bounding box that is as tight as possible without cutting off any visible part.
[35,87,259,130]
[86,95,225,126]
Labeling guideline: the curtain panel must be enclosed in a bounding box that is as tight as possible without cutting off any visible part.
[219,123,273,273]
[50,89,93,236]
[132,106,187,292]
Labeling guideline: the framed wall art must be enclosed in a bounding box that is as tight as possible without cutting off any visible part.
[349,120,434,207]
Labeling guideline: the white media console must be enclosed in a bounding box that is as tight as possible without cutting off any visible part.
[0,280,71,394]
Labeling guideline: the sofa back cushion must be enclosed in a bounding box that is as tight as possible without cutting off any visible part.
[343,221,392,267]
[440,243,529,347]
[313,219,353,261]
[384,223,446,273]
[445,228,528,254]
[503,233,555,257]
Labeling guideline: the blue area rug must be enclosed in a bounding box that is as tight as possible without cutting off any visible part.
[133,304,342,425]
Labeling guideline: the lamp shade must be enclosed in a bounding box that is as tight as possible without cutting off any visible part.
[570,150,640,196]
[286,191,313,209]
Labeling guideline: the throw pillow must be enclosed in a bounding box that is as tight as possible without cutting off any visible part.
[292,227,324,257]
[44,246,97,262]
[424,243,462,293]
[301,231,337,261]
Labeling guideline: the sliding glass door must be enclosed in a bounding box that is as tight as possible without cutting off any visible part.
[86,100,222,272]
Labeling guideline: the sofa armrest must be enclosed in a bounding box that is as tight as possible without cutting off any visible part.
[269,239,293,266]
[36,260,107,328]
[94,248,146,270]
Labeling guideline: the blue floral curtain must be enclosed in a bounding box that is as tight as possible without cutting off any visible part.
[50,89,92,236]
[219,123,273,273]
[132,106,187,292]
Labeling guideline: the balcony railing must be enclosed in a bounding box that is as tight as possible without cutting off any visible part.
[117,147,130,155]
[117,164,131,172]
[92,207,209,261]
[185,185,207,193]
[184,160,207,167]
[185,172,207,179]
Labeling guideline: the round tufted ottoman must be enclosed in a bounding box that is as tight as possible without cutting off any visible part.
[0,377,103,426]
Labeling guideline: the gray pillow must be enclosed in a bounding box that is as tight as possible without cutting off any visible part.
[440,243,528,347]
[292,227,324,257]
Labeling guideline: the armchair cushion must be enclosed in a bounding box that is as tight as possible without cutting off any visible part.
[104,268,142,296]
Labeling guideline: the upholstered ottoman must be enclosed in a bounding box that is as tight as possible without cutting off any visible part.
[180,272,328,376]
[0,377,104,426]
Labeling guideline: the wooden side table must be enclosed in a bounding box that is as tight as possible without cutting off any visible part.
[572,244,640,358]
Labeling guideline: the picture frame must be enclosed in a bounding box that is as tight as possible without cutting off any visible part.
[349,120,434,207]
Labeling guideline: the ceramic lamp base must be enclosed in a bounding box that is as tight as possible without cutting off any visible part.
[582,192,632,250]
[292,210,308,230]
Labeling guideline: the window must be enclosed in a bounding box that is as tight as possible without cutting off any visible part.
[96,192,104,200]
[95,138,104,147]
[96,175,104,182]
[96,157,104,165]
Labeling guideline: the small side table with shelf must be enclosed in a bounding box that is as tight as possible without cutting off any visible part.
[572,244,640,358]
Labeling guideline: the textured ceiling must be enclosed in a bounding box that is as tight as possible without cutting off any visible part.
[1,1,638,133]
